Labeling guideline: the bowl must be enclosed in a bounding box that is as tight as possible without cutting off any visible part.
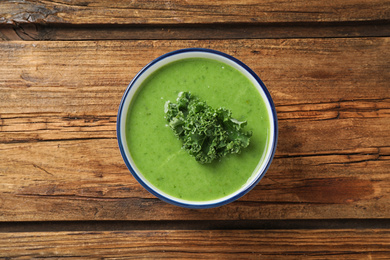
[117,48,277,208]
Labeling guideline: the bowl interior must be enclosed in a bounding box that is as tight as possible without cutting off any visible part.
[117,49,277,208]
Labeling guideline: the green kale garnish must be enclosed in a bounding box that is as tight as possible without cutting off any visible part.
[164,92,252,164]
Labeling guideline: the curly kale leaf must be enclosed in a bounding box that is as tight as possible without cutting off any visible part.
[164,92,252,164]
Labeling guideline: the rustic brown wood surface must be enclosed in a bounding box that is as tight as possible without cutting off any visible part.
[0,0,389,258]
[1,229,390,259]
[0,38,389,221]
[1,0,389,25]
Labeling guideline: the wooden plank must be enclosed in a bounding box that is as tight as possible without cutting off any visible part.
[1,229,389,259]
[0,139,389,221]
[0,39,388,113]
[0,38,389,221]
[0,0,389,25]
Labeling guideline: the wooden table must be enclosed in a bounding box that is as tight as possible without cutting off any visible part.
[1,1,389,258]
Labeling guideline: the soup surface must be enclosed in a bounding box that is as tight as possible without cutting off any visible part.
[126,58,270,201]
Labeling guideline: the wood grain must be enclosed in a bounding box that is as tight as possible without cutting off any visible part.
[1,39,388,113]
[1,229,390,259]
[0,38,389,221]
[1,0,389,25]
[1,0,389,256]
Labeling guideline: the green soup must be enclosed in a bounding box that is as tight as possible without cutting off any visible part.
[126,58,270,201]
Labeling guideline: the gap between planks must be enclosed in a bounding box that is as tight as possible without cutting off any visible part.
[0,21,389,41]
[1,219,390,233]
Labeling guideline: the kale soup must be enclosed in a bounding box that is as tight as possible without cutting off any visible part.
[117,49,277,208]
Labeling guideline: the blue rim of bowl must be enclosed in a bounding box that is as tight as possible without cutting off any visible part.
[117,48,278,209]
